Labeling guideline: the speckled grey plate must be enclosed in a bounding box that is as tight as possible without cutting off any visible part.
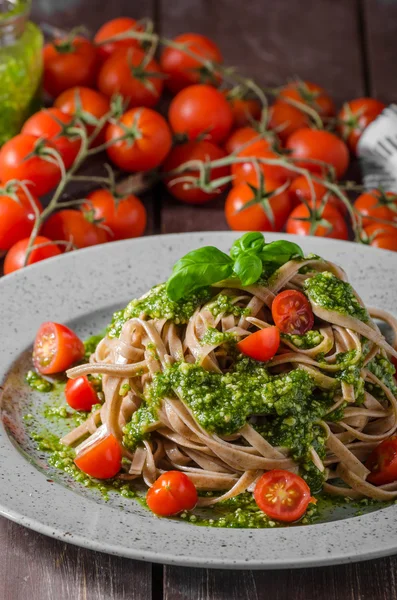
[1,232,397,570]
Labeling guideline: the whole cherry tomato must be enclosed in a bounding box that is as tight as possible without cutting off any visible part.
[146,471,198,516]
[162,140,230,204]
[0,134,62,196]
[54,87,110,145]
[268,101,310,144]
[105,108,172,172]
[22,108,81,169]
[279,81,335,118]
[224,90,262,128]
[43,36,98,98]
[254,470,312,522]
[286,128,349,179]
[65,376,98,411]
[160,33,222,94]
[169,84,233,144]
[355,189,397,228]
[0,184,42,251]
[33,321,85,375]
[94,17,143,63]
[4,236,61,275]
[42,209,110,248]
[225,179,291,231]
[286,202,348,240]
[272,290,314,334]
[74,433,122,479]
[232,141,293,186]
[224,127,271,155]
[97,47,164,109]
[288,175,347,215]
[369,233,397,252]
[83,189,147,240]
[338,98,386,154]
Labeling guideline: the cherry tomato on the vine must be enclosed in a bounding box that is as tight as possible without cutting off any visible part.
[0,185,42,251]
[162,140,230,204]
[22,108,81,169]
[94,17,143,63]
[366,436,397,486]
[364,222,397,238]
[54,87,110,145]
[42,209,110,249]
[286,201,348,240]
[33,321,85,375]
[268,101,310,144]
[65,376,98,411]
[169,84,233,144]
[83,189,147,240]
[160,33,222,94]
[43,36,98,98]
[338,98,386,154]
[279,81,335,118]
[254,470,312,522]
[105,107,172,172]
[272,290,314,335]
[231,141,293,186]
[74,433,122,479]
[225,179,291,231]
[4,236,61,275]
[97,47,164,109]
[288,175,347,215]
[286,128,349,179]
[368,233,397,252]
[354,189,397,229]
[224,90,262,128]
[0,134,62,196]
[237,326,280,362]
[224,127,270,155]
[146,471,198,516]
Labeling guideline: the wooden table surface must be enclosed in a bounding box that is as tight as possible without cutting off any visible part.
[2,0,397,598]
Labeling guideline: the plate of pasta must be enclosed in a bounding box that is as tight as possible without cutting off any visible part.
[1,231,397,569]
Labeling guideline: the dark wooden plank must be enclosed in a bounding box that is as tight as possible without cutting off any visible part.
[0,517,152,600]
[362,0,397,102]
[159,0,365,234]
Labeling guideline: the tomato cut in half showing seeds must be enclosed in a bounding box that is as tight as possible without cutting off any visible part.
[74,433,122,479]
[272,290,314,335]
[237,326,280,362]
[146,471,198,516]
[366,436,397,486]
[33,322,85,375]
[65,376,98,411]
[254,469,312,522]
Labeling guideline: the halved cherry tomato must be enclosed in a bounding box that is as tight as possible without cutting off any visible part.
[83,189,147,239]
[232,142,293,186]
[279,81,335,118]
[4,236,61,275]
[366,436,397,486]
[74,433,122,479]
[286,128,349,180]
[0,186,42,251]
[355,189,397,229]
[272,290,314,335]
[224,126,270,155]
[286,201,348,240]
[338,98,386,154]
[65,376,98,411]
[94,17,143,63]
[33,322,85,375]
[146,471,198,516]
[237,326,280,362]
[254,469,312,522]
[160,33,222,94]
[287,175,347,215]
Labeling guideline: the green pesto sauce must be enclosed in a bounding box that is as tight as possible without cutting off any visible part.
[367,354,397,397]
[25,370,53,393]
[107,284,212,337]
[208,294,251,318]
[84,333,105,361]
[305,272,369,322]
[201,327,236,346]
[283,329,324,349]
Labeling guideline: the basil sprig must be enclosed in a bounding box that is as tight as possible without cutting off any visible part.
[166,233,303,301]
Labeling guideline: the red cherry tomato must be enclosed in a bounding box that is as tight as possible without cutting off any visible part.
[162,140,230,204]
[286,202,348,240]
[33,322,85,375]
[22,108,81,169]
[65,376,98,411]
[169,84,233,144]
[355,189,397,229]
[97,47,164,109]
[0,185,42,251]
[366,436,397,486]
[232,142,293,186]
[369,233,397,252]
[272,290,314,335]
[4,236,61,275]
[237,326,280,362]
[42,209,109,249]
[279,81,335,118]
[74,433,122,479]
[146,471,198,516]
[94,17,143,63]
[160,33,222,94]
[224,127,269,155]
[268,101,310,144]
[225,180,291,232]
[43,36,98,98]
[286,129,350,180]
[364,223,397,238]
[54,87,110,145]
[224,91,262,128]
[0,134,62,197]
[338,98,386,154]
[83,189,146,240]
[105,107,172,172]
[288,175,347,215]
[254,470,312,522]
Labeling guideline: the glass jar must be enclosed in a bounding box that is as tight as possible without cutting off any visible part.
[0,0,43,146]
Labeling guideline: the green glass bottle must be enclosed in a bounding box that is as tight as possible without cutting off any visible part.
[0,0,43,146]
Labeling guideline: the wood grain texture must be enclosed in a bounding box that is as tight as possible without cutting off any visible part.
[0,517,152,600]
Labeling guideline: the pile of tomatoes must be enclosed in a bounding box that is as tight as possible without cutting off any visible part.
[0,17,396,276]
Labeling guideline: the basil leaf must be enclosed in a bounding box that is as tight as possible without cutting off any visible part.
[233,252,263,286]
[230,232,265,259]
[166,246,233,301]
[260,240,304,266]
